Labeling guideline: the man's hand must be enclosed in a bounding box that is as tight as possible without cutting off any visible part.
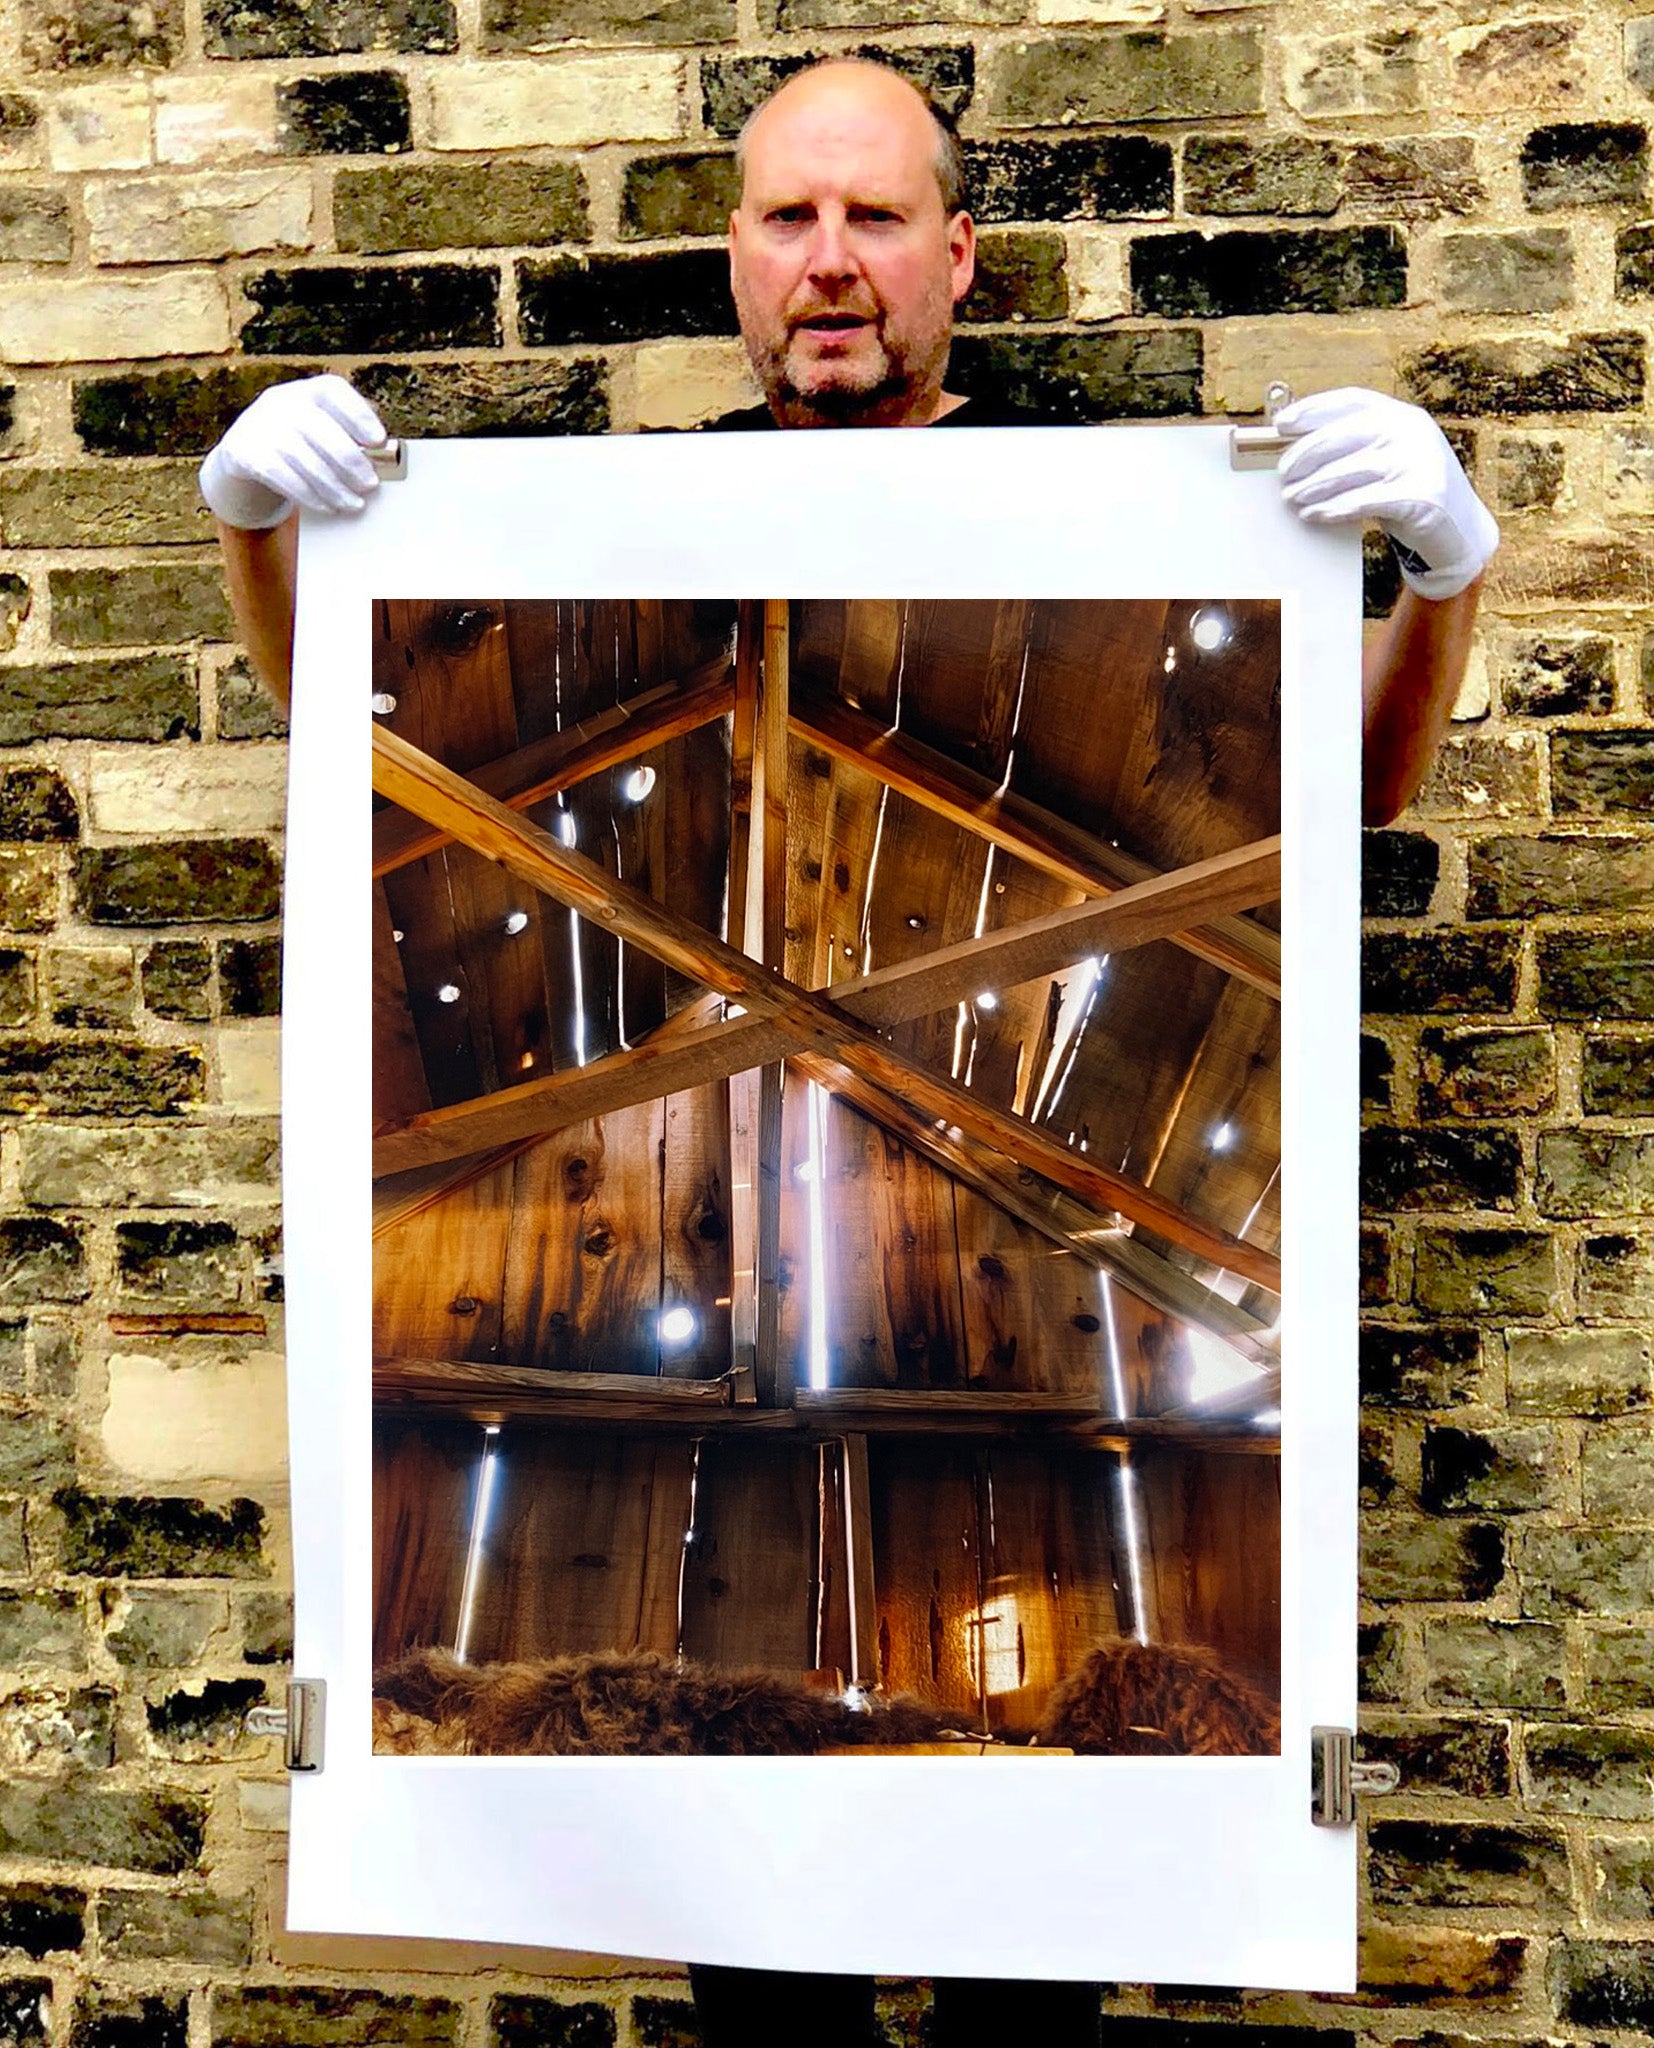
[1275,388,1499,602]
[199,373,388,530]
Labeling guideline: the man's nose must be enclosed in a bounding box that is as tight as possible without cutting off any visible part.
[805,211,860,283]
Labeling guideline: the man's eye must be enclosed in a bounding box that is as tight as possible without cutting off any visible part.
[852,208,902,225]
[768,208,812,226]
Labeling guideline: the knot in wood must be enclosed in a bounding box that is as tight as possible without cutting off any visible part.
[448,1296,480,1316]
[977,1254,1007,1281]
[583,1229,614,1258]
[430,604,498,654]
[1071,1312,1101,1333]
[571,1552,609,1570]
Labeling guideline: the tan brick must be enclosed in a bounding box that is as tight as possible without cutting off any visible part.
[102,1352,288,1485]
[635,339,758,431]
[1033,0,1163,22]
[218,1024,281,1111]
[1066,229,1127,321]
[155,78,279,166]
[425,57,685,151]
[86,169,314,266]
[87,747,289,838]
[46,81,150,172]
[1283,32,1423,118]
[1449,18,1585,115]
[1206,324,1396,415]
[0,275,229,365]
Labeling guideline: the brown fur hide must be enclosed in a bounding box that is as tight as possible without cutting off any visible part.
[1038,1640,1279,1756]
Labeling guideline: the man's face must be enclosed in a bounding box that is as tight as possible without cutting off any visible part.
[728,66,975,427]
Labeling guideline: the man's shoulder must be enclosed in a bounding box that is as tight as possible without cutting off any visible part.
[693,395,1081,432]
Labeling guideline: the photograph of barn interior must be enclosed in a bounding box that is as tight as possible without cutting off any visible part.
[368,596,1285,1760]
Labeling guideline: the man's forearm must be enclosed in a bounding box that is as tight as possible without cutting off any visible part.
[217,514,299,711]
[1360,577,1482,829]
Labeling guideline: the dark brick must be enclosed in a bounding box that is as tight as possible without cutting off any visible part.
[1552,729,1654,815]
[1552,1941,1654,2031]
[0,187,71,262]
[215,661,288,742]
[1132,226,1405,318]
[701,45,973,136]
[141,942,212,1021]
[1415,1228,1559,1318]
[21,0,181,69]
[0,1783,205,1874]
[73,365,308,459]
[1360,1224,1392,1306]
[104,1588,223,1670]
[335,160,586,253]
[0,1886,84,1959]
[147,1677,265,1759]
[0,658,195,746]
[1362,829,1437,916]
[489,1996,616,2048]
[964,136,1172,223]
[1403,331,1644,415]
[0,385,16,451]
[1361,1127,1519,1213]
[1368,1820,1568,1910]
[1362,1520,1504,1602]
[1418,1027,1554,1120]
[964,230,1066,322]
[1414,733,1542,822]
[619,151,738,240]
[1042,2030,1348,2048]
[1358,1621,1404,1703]
[1360,1033,1393,1112]
[238,1591,292,1666]
[1618,222,1654,302]
[0,1982,47,2048]
[1540,931,1654,1019]
[1355,1718,1511,1797]
[116,1220,239,1300]
[1520,1528,1654,1619]
[1360,1324,1481,1408]
[1,465,214,547]
[1343,137,1482,221]
[1584,1033,1654,1115]
[58,1490,265,1579]
[217,939,280,1019]
[0,771,77,845]
[950,328,1200,421]
[276,69,410,154]
[0,573,29,654]
[483,0,731,48]
[242,262,493,354]
[1582,1231,1654,1316]
[0,1041,204,1118]
[48,567,233,649]
[77,840,282,926]
[205,0,455,57]
[1423,1619,1566,1709]
[211,1989,462,2048]
[1181,136,1339,217]
[354,359,608,439]
[0,952,33,1027]
[987,30,1262,126]
[1538,1130,1654,1218]
[1421,1424,1558,1513]
[0,851,57,935]
[629,2001,696,2048]
[518,251,733,345]
[1469,833,1654,919]
[0,96,41,148]
[99,1890,252,1966]
[0,1220,86,1305]
[1493,433,1566,510]
[1362,930,1518,1014]
[69,1997,187,2048]
[1500,632,1615,717]
[1527,1724,1654,1818]
[1360,1421,1397,1507]
[1522,123,1647,209]
[1363,531,1402,619]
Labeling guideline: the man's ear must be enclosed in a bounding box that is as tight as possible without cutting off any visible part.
[948,210,976,305]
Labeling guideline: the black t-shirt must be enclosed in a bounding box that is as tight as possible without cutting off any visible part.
[700,394,1070,430]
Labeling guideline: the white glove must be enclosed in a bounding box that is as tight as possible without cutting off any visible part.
[198,374,388,529]
[1275,388,1499,601]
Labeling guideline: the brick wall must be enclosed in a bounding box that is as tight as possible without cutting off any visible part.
[2,0,1653,2041]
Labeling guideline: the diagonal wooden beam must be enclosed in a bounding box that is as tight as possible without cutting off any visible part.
[372,655,734,878]
[755,600,791,1406]
[371,725,1281,1292]
[791,691,1281,1000]
[726,603,763,1398]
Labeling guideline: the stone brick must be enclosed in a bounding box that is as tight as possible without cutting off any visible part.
[1414,1229,1560,1319]
[1540,933,1654,1021]
[1439,230,1571,317]
[45,950,133,1032]
[1584,1034,1654,1116]
[0,1507,26,1574]
[1522,124,1647,210]
[1583,1232,1654,1315]
[104,1352,287,1485]
[1360,1324,1481,1410]
[47,79,151,171]
[0,95,43,161]
[1353,1927,1525,2005]
[1181,136,1340,217]
[86,170,312,266]
[104,1589,224,1668]
[152,77,276,165]
[518,251,732,345]
[0,1221,86,1305]
[142,942,212,1021]
[20,1123,276,1211]
[0,1885,83,1958]
[0,575,29,654]
[1584,1626,1654,1710]
[1452,16,1582,109]
[1553,1941,1654,2031]
[22,0,182,69]
[430,55,687,150]
[68,1997,187,2048]
[1283,31,1420,117]
[0,188,71,263]
[1210,327,1397,418]
[0,1982,47,2048]
[704,47,973,138]
[1131,226,1404,319]
[490,1997,616,2048]
[147,1676,266,1761]
[239,1591,292,1665]
[965,137,1172,222]
[1510,1328,1651,1419]
[1593,1837,1654,1921]
[1520,1529,1654,1620]
[964,230,1067,322]
[88,748,286,838]
[211,1989,462,2048]
[485,0,731,47]
[1420,1424,1559,1514]
[0,1782,205,1873]
[32,1327,76,1403]
[276,70,411,155]
[1472,835,1654,922]
[0,276,228,366]
[1605,421,1654,513]
[50,567,234,650]
[1540,1132,1654,1221]
[218,939,281,1019]
[335,161,587,253]
[77,840,282,926]
[951,329,1199,421]
[116,1221,240,1302]
[1362,1519,1503,1602]
[1414,732,1541,821]
[1618,222,1654,301]
[216,660,288,742]
[1422,1620,1565,1710]
[241,262,496,353]
[1368,1820,1569,1910]
[56,1490,266,1578]
[1343,138,1482,222]
[1360,1129,1519,1215]
[1418,1028,1554,1120]
[1582,1429,1654,1519]
[629,2002,695,2048]
[0,465,214,547]
[0,659,197,747]
[1,1686,115,1770]
[0,953,35,1028]
[1492,433,1566,513]
[73,365,304,458]
[219,1027,281,1113]
[763,0,1014,21]
[986,31,1262,126]
[1403,332,1644,416]
[619,151,738,239]
[1358,1620,1403,1703]
[1362,932,1518,1014]
[1360,1035,1392,1112]
[205,0,456,58]
[1494,532,1654,609]
[1525,1725,1654,1818]
[0,851,59,935]
[0,1412,70,1496]
[1499,633,1614,717]
[635,339,757,428]
[99,1889,252,1965]
[0,773,77,846]
[0,1592,83,1669]
[1361,831,1436,917]
[1552,731,1654,816]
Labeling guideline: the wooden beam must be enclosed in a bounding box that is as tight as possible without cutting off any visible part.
[791,691,1281,999]
[372,1140,544,1241]
[755,600,791,1407]
[370,727,1280,1293]
[1159,1366,1282,1423]
[371,657,734,879]
[373,1355,733,1423]
[727,604,763,1399]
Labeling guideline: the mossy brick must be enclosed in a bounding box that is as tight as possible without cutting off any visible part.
[55,1490,266,1578]
[1440,229,1572,314]
[0,1982,48,2047]
[1584,1626,1654,1710]
[1358,1621,1404,1703]
[1360,1035,1393,1112]
[0,573,29,653]
[1553,1941,1654,2031]
[141,943,212,1021]
[0,95,41,149]
[963,231,1067,323]
[1422,1620,1566,1710]
[0,387,16,453]
[1582,1430,1654,1519]
[0,953,33,1028]
[1420,1424,1559,1514]
[116,1220,240,1301]
[489,1997,616,2048]
[0,1415,72,1495]
[1362,1519,1504,1602]
[1415,732,1542,821]
[47,948,136,1032]
[518,251,736,345]
[0,851,57,934]
[33,1326,76,1402]
[1403,332,1644,416]
[619,152,738,240]
[0,189,71,264]
[629,2001,696,2048]
[1584,1034,1654,1116]
[1551,731,1654,815]
[215,660,289,742]
[1539,1132,1654,1219]
[242,263,494,354]
[21,1119,278,1208]
[1493,433,1566,511]
[0,1782,206,1872]
[1361,931,1517,1015]
[1593,1838,1654,1922]
[1499,633,1614,717]
[701,46,974,136]
[47,568,234,650]
[334,161,588,253]
[1361,830,1437,916]
[483,0,731,48]
[963,137,1172,223]
[72,365,310,459]
[0,1043,203,1118]
[0,1222,86,1306]
[147,1676,265,1760]
[0,1506,24,1574]
[1367,1820,1568,1911]
[68,1997,187,2048]
[1181,137,1340,218]
[1525,1724,1654,1818]
[0,466,214,547]
[1470,835,1654,920]
[0,1886,84,1959]
[204,0,456,58]
[353,359,608,440]
[1131,226,1405,319]
[950,329,1201,421]
[99,1889,253,1965]
[1418,1028,1554,1120]
[0,1593,84,1669]
[103,1589,224,1669]
[217,938,281,1019]
[1518,1528,1654,1619]
[1540,932,1654,1020]
[237,1591,291,1665]
[986,31,1262,127]
[1582,1232,1654,1315]
[2,1686,116,1769]
[1343,137,1483,221]
[276,70,411,155]
[1360,1128,1519,1214]
[210,1988,463,2048]
[0,772,77,846]
[1414,1230,1559,1318]
[0,1323,22,1395]
[0,659,196,746]
[1522,123,1647,209]
[1360,1422,1398,1509]
[762,0,1021,23]
[20,0,182,68]
[77,840,282,926]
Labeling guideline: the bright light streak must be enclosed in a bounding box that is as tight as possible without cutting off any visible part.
[1100,1273,1149,1643]
[453,1426,501,1664]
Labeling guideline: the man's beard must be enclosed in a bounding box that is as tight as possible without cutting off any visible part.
[757,314,926,426]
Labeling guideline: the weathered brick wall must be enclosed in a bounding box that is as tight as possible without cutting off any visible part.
[2,0,1652,2041]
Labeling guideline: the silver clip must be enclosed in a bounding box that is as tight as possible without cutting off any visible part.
[1230,381,1294,472]
[368,439,407,481]
[246,1679,326,1773]
[1311,1725,1399,1827]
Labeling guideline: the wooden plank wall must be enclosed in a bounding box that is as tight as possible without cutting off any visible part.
[372,1416,479,1667]
[1133,1444,1282,1697]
